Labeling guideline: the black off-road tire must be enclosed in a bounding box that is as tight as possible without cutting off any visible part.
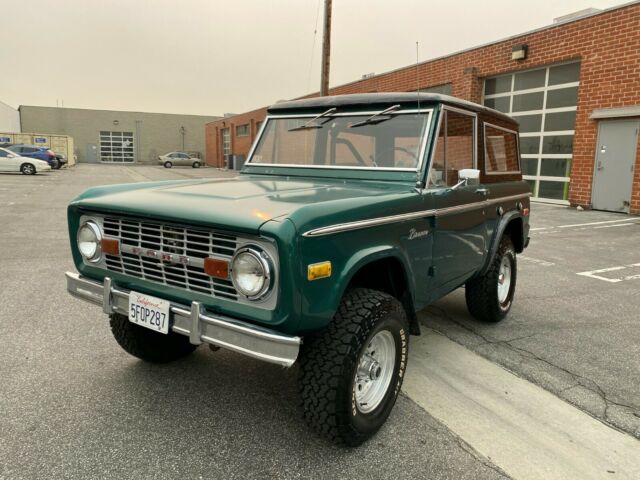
[164,161,173,168]
[299,288,409,446]
[109,313,198,363]
[465,235,517,323]
[192,161,201,168]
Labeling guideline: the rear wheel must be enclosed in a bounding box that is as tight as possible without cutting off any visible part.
[192,161,201,168]
[109,313,198,363]
[299,288,409,446]
[164,161,173,168]
[465,235,517,323]
[20,163,36,175]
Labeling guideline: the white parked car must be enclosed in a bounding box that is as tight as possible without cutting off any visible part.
[0,147,51,175]
[158,152,202,168]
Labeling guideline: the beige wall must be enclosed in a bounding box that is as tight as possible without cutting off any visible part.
[19,106,220,164]
[0,101,20,132]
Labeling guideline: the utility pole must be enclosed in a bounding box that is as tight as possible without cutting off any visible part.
[320,0,332,96]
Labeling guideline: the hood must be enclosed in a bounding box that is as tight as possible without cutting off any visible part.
[70,175,414,234]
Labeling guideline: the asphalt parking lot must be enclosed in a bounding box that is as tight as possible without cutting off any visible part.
[1,165,639,479]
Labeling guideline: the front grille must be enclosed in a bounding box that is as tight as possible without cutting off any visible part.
[102,216,239,300]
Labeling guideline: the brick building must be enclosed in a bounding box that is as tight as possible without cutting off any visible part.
[206,2,640,214]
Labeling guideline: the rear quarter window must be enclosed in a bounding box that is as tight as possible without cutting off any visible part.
[484,123,520,174]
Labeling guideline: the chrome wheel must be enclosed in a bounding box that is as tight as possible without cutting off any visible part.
[497,255,512,304]
[21,164,35,175]
[354,330,396,414]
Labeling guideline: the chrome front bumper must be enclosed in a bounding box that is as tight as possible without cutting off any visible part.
[65,272,301,367]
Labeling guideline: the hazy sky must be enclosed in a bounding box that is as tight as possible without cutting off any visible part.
[4,0,627,116]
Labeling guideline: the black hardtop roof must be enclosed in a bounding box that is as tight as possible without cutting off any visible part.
[268,92,515,124]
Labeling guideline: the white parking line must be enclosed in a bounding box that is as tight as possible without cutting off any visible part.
[405,329,640,480]
[519,255,555,266]
[557,218,639,229]
[576,263,640,283]
[593,223,638,229]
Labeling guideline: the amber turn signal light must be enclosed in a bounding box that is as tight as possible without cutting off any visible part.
[308,261,332,281]
[101,238,120,256]
[204,257,229,279]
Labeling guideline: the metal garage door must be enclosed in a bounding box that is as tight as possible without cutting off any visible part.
[100,131,134,163]
[483,62,580,204]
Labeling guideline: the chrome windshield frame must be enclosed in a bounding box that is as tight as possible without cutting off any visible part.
[244,108,434,173]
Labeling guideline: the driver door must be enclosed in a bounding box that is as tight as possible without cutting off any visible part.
[429,108,487,292]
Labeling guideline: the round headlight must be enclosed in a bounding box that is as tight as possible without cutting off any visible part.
[77,221,102,262]
[231,247,272,299]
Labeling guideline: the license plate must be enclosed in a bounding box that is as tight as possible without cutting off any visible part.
[128,291,170,334]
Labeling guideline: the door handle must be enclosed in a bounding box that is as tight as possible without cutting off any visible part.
[475,188,489,196]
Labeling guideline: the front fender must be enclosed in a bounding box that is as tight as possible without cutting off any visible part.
[297,236,416,333]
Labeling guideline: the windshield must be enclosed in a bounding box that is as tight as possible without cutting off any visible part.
[248,111,430,170]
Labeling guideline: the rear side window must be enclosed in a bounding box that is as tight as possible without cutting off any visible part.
[484,123,520,174]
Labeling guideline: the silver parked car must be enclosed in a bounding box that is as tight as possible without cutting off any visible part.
[158,152,201,168]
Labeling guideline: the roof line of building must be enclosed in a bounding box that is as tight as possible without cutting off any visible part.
[0,100,18,111]
[332,0,639,91]
[18,104,222,119]
[207,0,639,126]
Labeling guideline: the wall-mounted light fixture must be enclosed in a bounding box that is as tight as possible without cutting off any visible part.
[113,120,120,126]
[511,44,528,61]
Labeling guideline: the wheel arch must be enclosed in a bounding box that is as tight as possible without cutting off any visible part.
[479,211,525,276]
[338,248,420,335]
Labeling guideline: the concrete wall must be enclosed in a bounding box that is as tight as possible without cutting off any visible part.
[19,106,220,164]
[0,101,20,133]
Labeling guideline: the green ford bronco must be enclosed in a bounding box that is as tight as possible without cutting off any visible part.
[66,93,530,446]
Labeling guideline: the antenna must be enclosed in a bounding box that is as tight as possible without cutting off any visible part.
[416,41,421,110]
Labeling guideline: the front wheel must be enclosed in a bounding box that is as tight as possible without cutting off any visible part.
[192,161,201,168]
[299,288,409,446]
[465,235,517,323]
[109,313,198,363]
[20,163,36,175]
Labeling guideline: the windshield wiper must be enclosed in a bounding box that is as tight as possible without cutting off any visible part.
[288,107,337,131]
[348,105,401,128]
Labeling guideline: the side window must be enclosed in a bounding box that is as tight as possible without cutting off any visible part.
[0,150,9,158]
[428,109,475,187]
[484,124,520,173]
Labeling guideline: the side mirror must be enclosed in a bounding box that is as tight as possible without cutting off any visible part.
[459,168,480,186]
[451,169,480,189]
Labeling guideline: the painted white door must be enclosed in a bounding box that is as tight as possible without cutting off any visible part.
[592,120,639,213]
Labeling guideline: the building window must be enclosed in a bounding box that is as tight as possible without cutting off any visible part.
[100,131,134,163]
[221,128,231,157]
[483,62,580,204]
[424,83,453,95]
[236,124,249,137]
[416,83,453,95]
